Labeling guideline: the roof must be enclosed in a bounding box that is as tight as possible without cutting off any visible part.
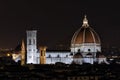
[73,52,82,58]
[71,15,101,44]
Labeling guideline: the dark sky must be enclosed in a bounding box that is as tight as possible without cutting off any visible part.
[0,0,120,49]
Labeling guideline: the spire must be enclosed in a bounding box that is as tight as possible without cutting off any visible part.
[21,39,25,51]
[21,39,25,65]
[82,15,89,27]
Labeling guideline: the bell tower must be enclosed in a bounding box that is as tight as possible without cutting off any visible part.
[26,30,37,64]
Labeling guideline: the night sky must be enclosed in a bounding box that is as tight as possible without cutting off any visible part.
[0,0,120,49]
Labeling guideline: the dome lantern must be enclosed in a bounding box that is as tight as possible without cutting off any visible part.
[82,15,89,27]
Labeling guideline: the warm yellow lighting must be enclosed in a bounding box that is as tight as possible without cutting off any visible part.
[82,15,89,27]
[83,21,88,24]
[40,46,47,64]
[7,53,10,56]
[12,54,21,60]
[21,40,26,65]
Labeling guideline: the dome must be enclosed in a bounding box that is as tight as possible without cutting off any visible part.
[71,15,101,45]
[71,15,101,54]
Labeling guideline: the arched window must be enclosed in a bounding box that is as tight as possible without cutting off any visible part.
[66,55,68,57]
[33,39,35,44]
[41,51,43,56]
[78,49,80,52]
[48,54,51,58]
[29,56,31,58]
[57,54,60,58]
[29,49,31,51]
[29,39,31,45]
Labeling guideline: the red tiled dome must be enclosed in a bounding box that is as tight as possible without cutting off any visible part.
[71,15,101,44]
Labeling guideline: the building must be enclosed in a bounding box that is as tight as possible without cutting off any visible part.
[12,15,109,65]
[26,30,39,64]
[71,15,101,64]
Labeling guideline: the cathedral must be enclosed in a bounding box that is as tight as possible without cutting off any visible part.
[12,15,109,65]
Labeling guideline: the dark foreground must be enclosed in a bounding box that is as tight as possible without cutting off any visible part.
[0,62,120,80]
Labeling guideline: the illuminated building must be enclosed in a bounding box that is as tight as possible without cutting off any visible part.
[12,15,109,64]
[71,15,101,64]
[71,15,101,54]
[26,30,39,64]
[71,15,108,64]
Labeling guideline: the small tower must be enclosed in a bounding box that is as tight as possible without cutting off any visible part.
[21,40,25,65]
[26,30,38,64]
[82,15,89,27]
[39,46,47,64]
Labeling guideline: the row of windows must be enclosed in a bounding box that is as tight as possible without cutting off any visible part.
[27,33,36,37]
[41,51,45,56]
[28,55,69,58]
[77,49,99,52]
[28,49,36,51]
[28,39,36,45]
[47,54,68,58]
